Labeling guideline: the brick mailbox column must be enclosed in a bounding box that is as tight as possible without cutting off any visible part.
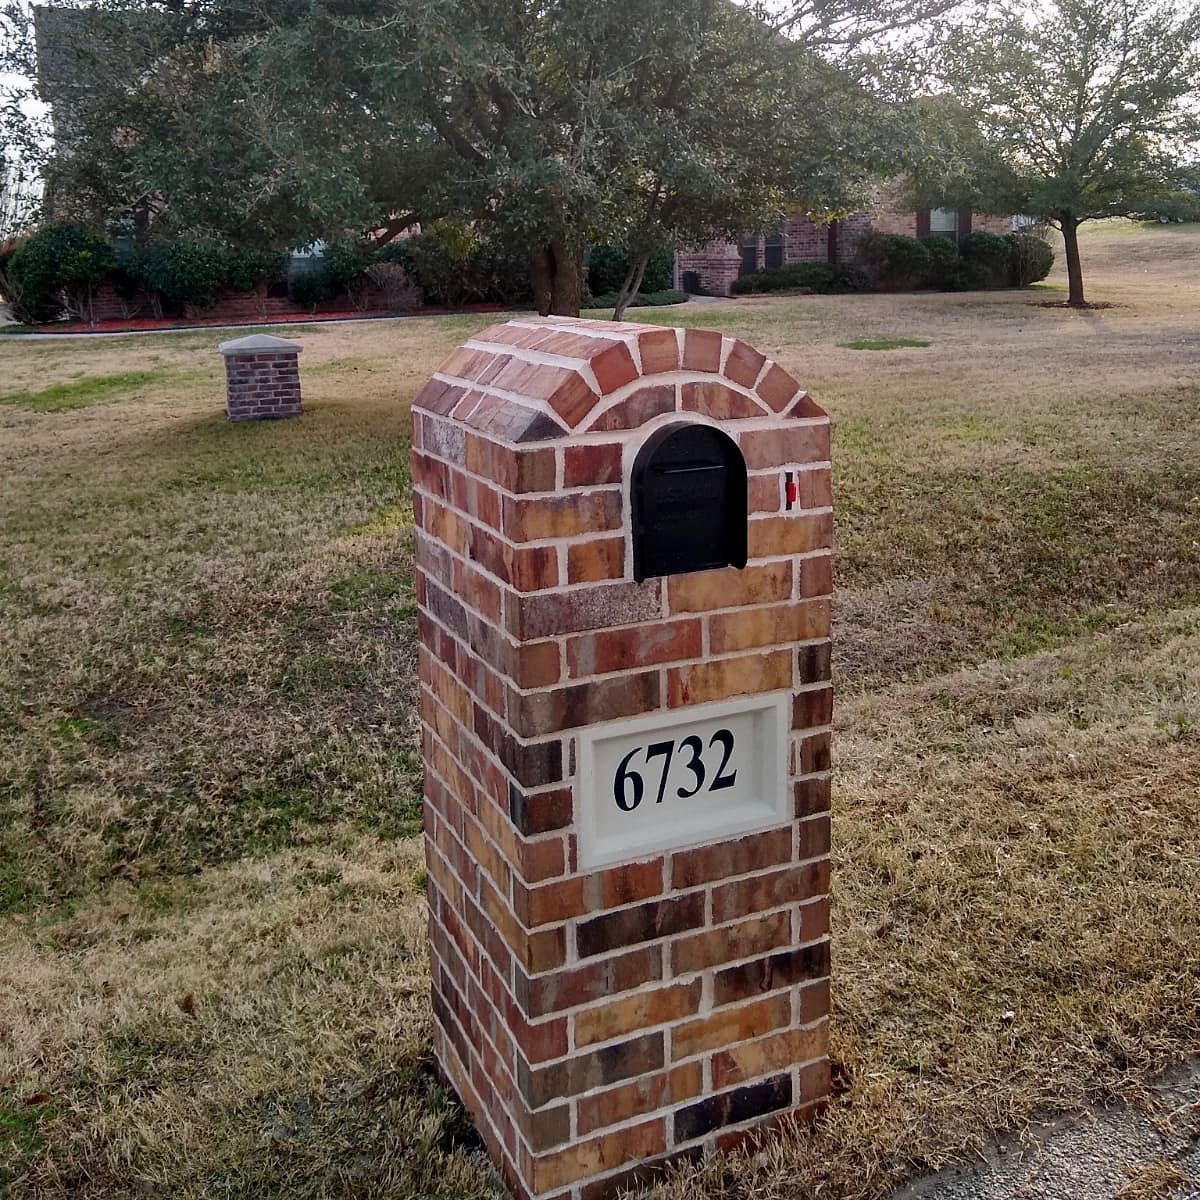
[218,333,302,421]
[412,316,833,1200]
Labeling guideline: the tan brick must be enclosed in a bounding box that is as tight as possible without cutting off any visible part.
[576,1063,703,1136]
[567,536,626,583]
[513,858,663,928]
[682,327,723,372]
[566,619,702,678]
[670,910,792,975]
[670,993,791,1061]
[666,649,792,707]
[708,600,831,654]
[711,1023,828,1090]
[503,490,622,542]
[740,425,827,469]
[747,513,832,559]
[530,1117,666,1193]
[666,561,792,614]
[573,981,702,1047]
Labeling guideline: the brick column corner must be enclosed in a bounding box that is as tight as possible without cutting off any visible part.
[218,332,303,422]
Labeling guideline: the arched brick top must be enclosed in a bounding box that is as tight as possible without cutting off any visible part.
[411,316,824,444]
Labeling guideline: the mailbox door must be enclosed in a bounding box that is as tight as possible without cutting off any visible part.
[632,423,747,581]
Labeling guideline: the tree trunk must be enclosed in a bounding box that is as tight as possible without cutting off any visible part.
[612,253,649,321]
[1061,214,1085,306]
[529,239,584,317]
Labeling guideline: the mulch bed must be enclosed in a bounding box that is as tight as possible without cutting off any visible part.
[30,303,508,335]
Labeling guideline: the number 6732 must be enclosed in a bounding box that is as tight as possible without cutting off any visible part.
[613,730,737,812]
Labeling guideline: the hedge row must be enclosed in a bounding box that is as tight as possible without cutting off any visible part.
[730,231,1054,296]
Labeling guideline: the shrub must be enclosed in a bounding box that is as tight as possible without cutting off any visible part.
[365,262,422,310]
[404,231,473,307]
[934,256,993,291]
[730,262,868,295]
[918,235,960,289]
[224,247,287,294]
[133,238,228,308]
[960,231,1013,286]
[5,223,116,323]
[289,266,337,310]
[855,232,932,290]
[1006,233,1054,285]
[586,246,674,296]
[588,289,688,309]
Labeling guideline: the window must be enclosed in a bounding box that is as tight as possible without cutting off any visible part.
[739,237,759,274]
[929,208,959,239]
[764,230,784,270]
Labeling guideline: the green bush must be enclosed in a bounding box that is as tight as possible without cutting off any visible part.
[586,246,674,296]
[224,247,287,294]
[1006,233,1054,285]
[133,238,228,308]
[918,235,961,289]
[730,261,868,295]
[289,266,337,310]
[587,289,688,309]
[960,231,1013,286]
[855,232,933,290]
[935,256,993,291]
[5,223,117,323]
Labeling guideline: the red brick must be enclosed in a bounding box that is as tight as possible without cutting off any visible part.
[564,442,623,486]
[666,650,792,707]
[681,381,764,419]
[712,940,832,1005]
[795,467,833,510]
[588,384,674,432]
[799,553,833,598]
[711,860,831,923]
[591,341,639,394]
[748,474,781,513]
[740,426,827,469]
[670,910,792,975]
[682,328,723,372]
[566,619,701,678]
[576,1063,702,1136]
[638,328,681,374]
[794,777,831,819]
[792,686,833,729]
[510,640,561,688]
[671,827,793,889]
[513,945,663,1018]
[711,1024,826,1091]
[723,340,767,388]
[567,537,626,583]
[794,730,832,774]
[755,363,801,412]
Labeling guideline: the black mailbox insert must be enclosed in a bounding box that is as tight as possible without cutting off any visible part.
[631,422,748,582]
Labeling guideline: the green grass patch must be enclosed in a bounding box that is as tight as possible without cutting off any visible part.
[1,1093,55,1190]
[0,369,170,412]
[839,336,931,351]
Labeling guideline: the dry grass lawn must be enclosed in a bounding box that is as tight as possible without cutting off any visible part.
[2,221,1200,1198]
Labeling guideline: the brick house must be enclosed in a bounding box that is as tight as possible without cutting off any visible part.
[677,185,1014,295]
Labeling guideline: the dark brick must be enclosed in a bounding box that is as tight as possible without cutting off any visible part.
[517,1032,664,1108]
[576,894,705,959]
[513,945,663,1018]
[509,784,573,836]
[673,1074,793,1143]
[713,941,832,1006]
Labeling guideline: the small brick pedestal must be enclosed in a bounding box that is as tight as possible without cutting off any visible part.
[218,333,302,421]
[413,317,833,1200]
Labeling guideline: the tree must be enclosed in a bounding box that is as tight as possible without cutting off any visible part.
[23,0,943,317]
[937,0,1200,306]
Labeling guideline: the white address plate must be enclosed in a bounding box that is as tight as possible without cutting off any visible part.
[576,692,790,870]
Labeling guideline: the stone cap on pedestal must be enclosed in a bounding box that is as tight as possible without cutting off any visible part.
[218,333,303,356]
